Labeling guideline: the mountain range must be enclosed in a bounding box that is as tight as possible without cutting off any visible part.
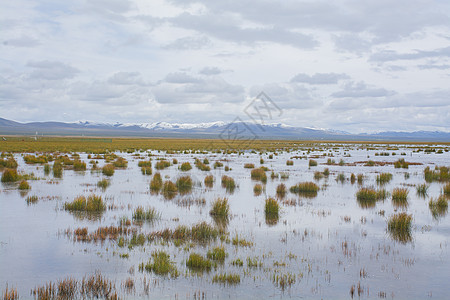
[0,117,449,142]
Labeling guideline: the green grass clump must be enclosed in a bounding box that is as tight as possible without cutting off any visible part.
[180,162,192,171]
[314,171,324,180]
[443,182,450,195]
[97,179,110,190]
[132,206,160,222]
[416,183,429,197]
[287,160,294,166]
[18,180,30,190]
[176,175,193,194]
[53,161,63,178]
[26,195,39,205]
[357,174,364,184]
[195,159,211,171]
[265,197,279,225]
[162,181,178,199]
[140,251,179,278]
[141,166,152,175]
[308,159,316,167]
[244,163,255,169]
[388,212,412,243]
[1,168,19,182]
[150,173,163,192]
[212,273,240,285]
[23,154,48,164]
[73,160,86,171]
[214,161,223,169]
[138,160,152,168]
[186,253,212,271]
[392,188,409,208]
[253,184,263,196]
[336,173,346,183]
[290,182,319,197]
[429,195,448,219]
[394,158,409,169]
[356,187,387,208]
[204,175,214,188]
[376,173,393,184]
[0,157,18,169]
[424,166,450,182]
[113,157,128,168]
[207,246,226,263]
[210,197,230,219]
[44,164,50,175]
[155,160,170,170]
[221,175,236,193]
[102,164,115,176]
[276,183,286,198]
[191,222,219,243]
[251,168,267,183]
[64,195,105,213]
[231,258,243,266]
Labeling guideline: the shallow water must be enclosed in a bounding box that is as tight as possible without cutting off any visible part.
[1,144,449,299]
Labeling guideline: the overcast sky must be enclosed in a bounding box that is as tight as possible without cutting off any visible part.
[1,0,450,133]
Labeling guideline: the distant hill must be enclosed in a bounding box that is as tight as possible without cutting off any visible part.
[0,117,449,142]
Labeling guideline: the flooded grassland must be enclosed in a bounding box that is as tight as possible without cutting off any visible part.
[1,142,449,299]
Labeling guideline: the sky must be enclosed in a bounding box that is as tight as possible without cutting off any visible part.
[1,0,450,133]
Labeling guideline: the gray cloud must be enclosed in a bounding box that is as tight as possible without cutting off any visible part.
[163,36,211,50]
[370,47,450,62]
[199,67,222,76]
[291,73,349,85]
[331,82,394,98]
[2,35,40,48]
[108,72,145,86]
[169,12,318,49]
[26,61,79,80]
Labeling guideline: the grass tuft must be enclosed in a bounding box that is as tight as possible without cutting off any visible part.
[102,164,115,177]
[212,273,240,285]
[207,246,226,263]
[204,175,214,188]
[64,195,106,213]
[210,198,230,220]
[150,173,163,192]
[176,175,193,194]
[1,168,19,182]
[186,253,212,271]
[132,206,160,222]
[265,197,279,225]
[18,180,30,190]
[251,168,267,183]
[428,195,448,219]
[140,250,179,278]
[376,173,393,185]
[162,181,178,199]
[221,175,236,193]
[392,188,409,208]
[387,212,412,243]
[290,182,319,197]
[180,162,192,171]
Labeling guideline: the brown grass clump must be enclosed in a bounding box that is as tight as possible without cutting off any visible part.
[204,175,214,188]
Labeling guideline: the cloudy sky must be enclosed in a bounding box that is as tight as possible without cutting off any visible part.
[1,0,450,133]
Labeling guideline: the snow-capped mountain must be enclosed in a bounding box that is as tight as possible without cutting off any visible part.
[0,117,449,142]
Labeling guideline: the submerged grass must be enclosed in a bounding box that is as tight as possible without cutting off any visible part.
[204,175,214,188]
[392,188,409,208]
[290,182,319,197]
[186,253,212,272]
[416,183,429,197]
[356,187,388,208]
[388,212,413,243]
[139,250,179,278]
[64,195,106,213]
[207,246,226,263]
[251,168,267,183]
[1,168,19,182]
[210,198,230,219]
[265,197,279,224]
[132,206,160,222]
[102,164,115,177]
[212,273,240,285]
[376,173,393,185]
[429,195,448,219]
[150,173,163,192]
[221,175,236,193]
